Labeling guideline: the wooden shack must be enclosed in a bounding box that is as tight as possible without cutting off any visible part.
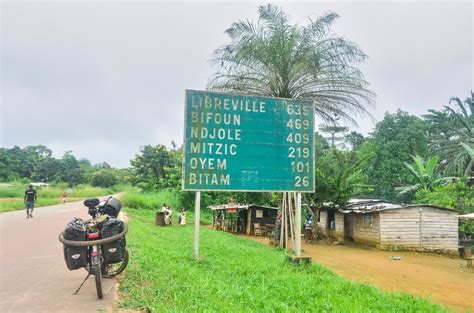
[318,200,459,253]
[209,204,278,235]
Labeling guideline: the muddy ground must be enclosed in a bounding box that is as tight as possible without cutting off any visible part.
[243,235,474,312]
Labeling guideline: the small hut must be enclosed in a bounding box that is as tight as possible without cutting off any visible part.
[209,204,278,236]
[317,199,459,253]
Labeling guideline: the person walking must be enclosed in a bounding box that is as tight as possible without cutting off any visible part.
[179,208,186,226]
[24,184,37,218]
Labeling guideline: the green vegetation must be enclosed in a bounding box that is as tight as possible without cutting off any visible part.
[118,208,446,312]
[0,183,118,213]
[397,155,455,195]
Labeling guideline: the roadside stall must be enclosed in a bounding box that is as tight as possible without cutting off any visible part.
[209,204,279,236]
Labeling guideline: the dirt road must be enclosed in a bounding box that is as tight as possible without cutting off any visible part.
[244,236,474,312]
[0,200,117,312]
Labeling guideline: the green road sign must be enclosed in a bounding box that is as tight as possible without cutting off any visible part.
[182,90,315,192]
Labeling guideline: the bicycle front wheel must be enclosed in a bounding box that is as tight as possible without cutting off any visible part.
[92,264,103,299]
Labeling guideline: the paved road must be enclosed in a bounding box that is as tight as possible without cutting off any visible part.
[0,200,117,312]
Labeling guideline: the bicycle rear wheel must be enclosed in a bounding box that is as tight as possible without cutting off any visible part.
[92,264,103,299]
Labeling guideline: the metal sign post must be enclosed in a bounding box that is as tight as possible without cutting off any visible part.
[295,192,302,257]
[194,191,201,257]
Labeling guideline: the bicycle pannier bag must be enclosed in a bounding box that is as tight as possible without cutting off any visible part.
[63,218,88,270]
[101,218,126,264]
[103,197,122,218]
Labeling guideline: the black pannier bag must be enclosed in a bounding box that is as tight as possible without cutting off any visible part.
[63,218,88,270]
[101,218,126,264]
[103,197,122,218]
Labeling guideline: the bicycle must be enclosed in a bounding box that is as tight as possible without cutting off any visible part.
[59,197,129,299]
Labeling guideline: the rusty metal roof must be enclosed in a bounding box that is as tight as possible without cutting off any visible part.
[208,204,278,211]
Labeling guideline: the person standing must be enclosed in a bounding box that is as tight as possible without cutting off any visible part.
[62,192,68,204]
[179,208,186,226]
[304,215,314,244]
[162,203,170,226]
[24,184,37,218]
[168,205,173,226]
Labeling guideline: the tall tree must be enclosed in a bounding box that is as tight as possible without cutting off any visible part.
[424,92,473,176]
[209,4,375,125]
[360,110,429,201]
[319,125,348,148]
[60,151,84,187]
[130,145,174,190]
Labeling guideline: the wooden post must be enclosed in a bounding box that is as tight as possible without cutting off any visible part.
[295,192,302,257]
[194,191,201,258]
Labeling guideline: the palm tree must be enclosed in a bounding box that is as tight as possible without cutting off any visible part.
[397,155,456,195]
[424,92,473,176]
[208,4,375,125]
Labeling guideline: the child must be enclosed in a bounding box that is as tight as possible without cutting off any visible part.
[62,192,68,204]
[179,208,186,226]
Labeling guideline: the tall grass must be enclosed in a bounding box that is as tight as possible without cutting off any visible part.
[119,208,446,312]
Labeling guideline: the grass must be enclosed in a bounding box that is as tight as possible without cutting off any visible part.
[119,207,446,312]
[0,183,120,213]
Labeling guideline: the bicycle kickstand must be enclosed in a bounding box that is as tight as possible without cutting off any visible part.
[73,272,91,295]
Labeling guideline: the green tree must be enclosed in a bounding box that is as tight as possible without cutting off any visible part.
[360,110,429,201]
[397,155,456,195]
[60,151,84,187]
[306,149,371,208]
[130,145,174,190]
[209,4,375,125]
[344,131,365,150]
[424,92,473,176]
[91,170,117,188]
[33,157,62,182]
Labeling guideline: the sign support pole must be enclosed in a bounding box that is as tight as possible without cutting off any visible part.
[295,192,302,257]
[194,191,201,258]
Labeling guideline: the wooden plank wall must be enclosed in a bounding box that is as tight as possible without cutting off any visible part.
[335,212,345,242]
[318,210,328,237]
[379,207,458,252]
[352,213,380,245]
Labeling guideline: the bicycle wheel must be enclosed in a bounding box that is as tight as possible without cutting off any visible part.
[103,249,129,278]
[92,264,103,299]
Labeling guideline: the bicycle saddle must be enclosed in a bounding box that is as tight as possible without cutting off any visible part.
[84,198,100,208]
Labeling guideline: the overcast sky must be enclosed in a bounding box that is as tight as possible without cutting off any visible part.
[1,1,472,168]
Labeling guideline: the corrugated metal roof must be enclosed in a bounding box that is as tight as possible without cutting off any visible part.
[338,200,457,214]
[208,204,278,211]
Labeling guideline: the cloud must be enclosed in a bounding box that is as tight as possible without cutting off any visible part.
[1,1,472,167]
